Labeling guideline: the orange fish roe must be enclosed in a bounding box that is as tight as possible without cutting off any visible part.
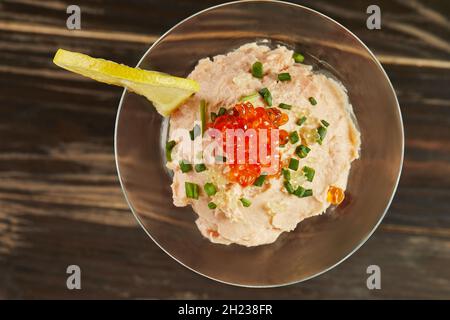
[327,186,345,205]
[208,102,289,187]
[207,229,220,238]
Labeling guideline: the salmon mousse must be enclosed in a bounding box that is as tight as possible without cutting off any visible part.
[166,42,361,247]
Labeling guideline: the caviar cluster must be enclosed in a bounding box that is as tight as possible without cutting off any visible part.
[208,101,289,187]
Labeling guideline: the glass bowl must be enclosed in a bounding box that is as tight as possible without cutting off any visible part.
[115,0,403,287]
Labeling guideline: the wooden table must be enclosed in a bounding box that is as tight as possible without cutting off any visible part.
[0,0,449,299]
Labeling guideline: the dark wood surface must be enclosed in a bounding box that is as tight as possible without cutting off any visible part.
[0,0,449,299]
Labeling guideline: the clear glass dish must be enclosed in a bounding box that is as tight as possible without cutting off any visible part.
[115,0,403,287]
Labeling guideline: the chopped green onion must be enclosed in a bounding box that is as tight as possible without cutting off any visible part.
[317,126,327,145]
[190,124,201,140]
[165,140,176,162]
[308,97,317,105]
[251,61,264,78]
[179,160,193,173]
[208,202,217,209]
[296,116,307,126]
[278,103,292,110]
[284,181,294,194]
[200,100,207,135]
[278,72,291,81]
[282,168,291,180]
[253,174,267,187]
[240,198,252,207]
[218,107,227,116]
[289,131,299,144]
[293,52,305,63]
[295,144,311,158]
[288,158,299,171]
[321,119,330,127]
[210,112,217,122]
[185,182,199,199]
[204,182,217,196]
[195,163,207,173]
[293,186,305,197]
[258,87,273,106]
[302,166,315,182]
[294,186,312,198]
[240,92,259,102]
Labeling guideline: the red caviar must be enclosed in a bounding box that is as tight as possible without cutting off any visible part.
[207,229,220,238]
[208,102,289,186]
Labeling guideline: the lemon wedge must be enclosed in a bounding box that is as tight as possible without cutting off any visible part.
[53,49,200,116]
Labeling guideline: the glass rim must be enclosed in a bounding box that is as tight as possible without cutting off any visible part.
[114,0,405,288]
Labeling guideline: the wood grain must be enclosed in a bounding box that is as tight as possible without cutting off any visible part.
[0,0,449,299]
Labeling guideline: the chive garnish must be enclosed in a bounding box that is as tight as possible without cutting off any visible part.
[321,119,330,127]
[289,131,299,144]
[218,107,227,116]
[297,116,307,126]
[189,124,201,140]
[317,126,327,145]
[200,100,207,135]
[165,140,176,162]
[210,112,217,122]
[308,97,317,105]
[253,174,267,187]
[179,160,193,173]
[295,144,311,158]
[204,182,217,196]
[251,61,264,79]
[278,72,291,81]
[208,202,217,209]
[293,52,305,63]
[284,181,294,194]
[302,166,315,182]
[185,182,193,198]
[195,163,207,173]
[185,182,199,199]
[294,186,312,198]
[258,87,273,106]
[278,103,292,110]
[240,92,259,102]
[288,158,299,171]
[293,186,305,197]
[282,168,291,180]
[240,198,252,207]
